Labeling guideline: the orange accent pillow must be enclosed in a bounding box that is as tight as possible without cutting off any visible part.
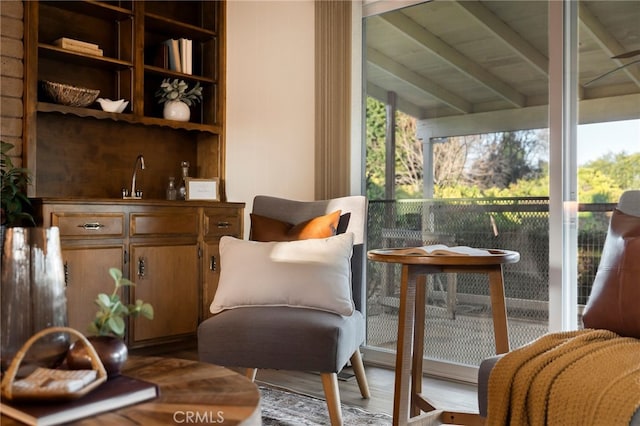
[250,210,341,242]
[582,208,640,338]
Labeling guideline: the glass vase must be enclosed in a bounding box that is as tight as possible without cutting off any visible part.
[1,227,69,374]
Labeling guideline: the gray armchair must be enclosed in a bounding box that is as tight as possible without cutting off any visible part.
[198,195,370,426]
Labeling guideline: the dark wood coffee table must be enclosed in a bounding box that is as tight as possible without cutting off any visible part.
[1,356,261,425]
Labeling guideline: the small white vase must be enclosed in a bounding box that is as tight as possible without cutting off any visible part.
[163,100,191,122]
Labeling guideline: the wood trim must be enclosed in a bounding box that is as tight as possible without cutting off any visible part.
[314,1,351,199]
[23,1,39,196]
[215,0,227,201]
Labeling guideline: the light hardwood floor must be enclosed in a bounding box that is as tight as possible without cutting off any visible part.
[135,343,479,418]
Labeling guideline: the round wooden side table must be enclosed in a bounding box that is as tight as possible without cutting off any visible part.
[368,248,520,426]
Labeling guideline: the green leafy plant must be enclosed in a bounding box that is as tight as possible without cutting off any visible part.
[89,268,154,337]
[154,78,203,106]
[1,141,35,227]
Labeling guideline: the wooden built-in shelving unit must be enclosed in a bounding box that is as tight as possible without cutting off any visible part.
[24,1,226,200]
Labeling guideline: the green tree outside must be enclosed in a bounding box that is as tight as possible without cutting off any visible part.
[365,96,636,202]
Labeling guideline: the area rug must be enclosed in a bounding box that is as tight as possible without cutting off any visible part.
[259,385,392,425]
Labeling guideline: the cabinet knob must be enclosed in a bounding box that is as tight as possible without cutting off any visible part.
[78,223,105,230]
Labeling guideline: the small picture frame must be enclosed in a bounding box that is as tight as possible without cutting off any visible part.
[185,178,220,201]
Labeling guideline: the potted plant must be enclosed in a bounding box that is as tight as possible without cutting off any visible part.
[155,78,202,122]
[1,141,35,230]
[67,268,154,376]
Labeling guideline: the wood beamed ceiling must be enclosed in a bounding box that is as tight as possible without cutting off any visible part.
[365,0,640,127]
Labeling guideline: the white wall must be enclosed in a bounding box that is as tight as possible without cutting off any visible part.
[225,0,316,235]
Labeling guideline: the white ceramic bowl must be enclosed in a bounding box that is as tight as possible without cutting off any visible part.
[96,98,129,113]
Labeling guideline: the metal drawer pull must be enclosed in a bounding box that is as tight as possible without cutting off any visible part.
[138,257,146,278]
[210,255,216,272]
[217,222,230,228]
[78,223,105,230]
[64,262,69,286]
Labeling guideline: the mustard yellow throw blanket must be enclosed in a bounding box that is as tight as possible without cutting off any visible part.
[487,329,640,426]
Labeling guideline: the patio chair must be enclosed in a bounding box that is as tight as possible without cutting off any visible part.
[197,195,370,426]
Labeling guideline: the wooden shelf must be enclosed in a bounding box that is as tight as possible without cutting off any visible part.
[143,65,215,84]
[37,101,130,119]
[39,44,133,70]
[137,116,221,134]
[41,0,132,20]
[37,102,222,134]
[144,13,216,41]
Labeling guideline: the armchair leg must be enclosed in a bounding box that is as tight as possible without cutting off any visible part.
[321,372,343,426]
[245,368,257,382]
[350,350,371,399]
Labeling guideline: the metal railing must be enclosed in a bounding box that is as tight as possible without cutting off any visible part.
[365,197,614,365]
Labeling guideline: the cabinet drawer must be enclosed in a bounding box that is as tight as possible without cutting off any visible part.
[52,213,124,237]
[130,211,199,237]
[204,209,241,238]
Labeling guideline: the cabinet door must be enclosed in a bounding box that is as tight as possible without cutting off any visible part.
[201,207,243,320]
[201,241,220,320]
[129,243,199,344]
[63,245,125,334]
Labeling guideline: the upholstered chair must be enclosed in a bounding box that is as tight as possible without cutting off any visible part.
[477,189,640,425]
[198,195,370,426]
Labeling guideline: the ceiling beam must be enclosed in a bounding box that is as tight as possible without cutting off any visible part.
[578,2,640,88]
[362,0,427,18]
[381,11,526,108]
[419,93,640,138]
[366,82,426,118]
[453,0,549,77]
[367,47,472,113]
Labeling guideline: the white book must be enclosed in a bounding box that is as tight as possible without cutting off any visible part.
[390,244,495,256]
[180,38,192,75]
[186,39,193,74]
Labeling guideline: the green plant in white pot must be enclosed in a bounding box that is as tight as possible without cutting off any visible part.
[67,268,154,376]
[155,78,202,122]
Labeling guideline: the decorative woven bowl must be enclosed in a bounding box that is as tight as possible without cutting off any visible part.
[40,80,100,108]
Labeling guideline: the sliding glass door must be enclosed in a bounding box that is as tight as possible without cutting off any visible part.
[361,0,639,382]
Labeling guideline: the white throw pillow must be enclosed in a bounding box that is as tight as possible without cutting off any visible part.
[210,233,355,316]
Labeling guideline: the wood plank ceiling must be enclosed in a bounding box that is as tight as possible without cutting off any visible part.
[365,1,640,124]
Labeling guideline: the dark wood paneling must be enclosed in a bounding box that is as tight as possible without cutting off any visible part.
[35,114,198,199]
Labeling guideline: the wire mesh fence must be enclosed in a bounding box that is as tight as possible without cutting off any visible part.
[366,197,614,366]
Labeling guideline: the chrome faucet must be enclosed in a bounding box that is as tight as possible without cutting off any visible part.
[123,154,145,199]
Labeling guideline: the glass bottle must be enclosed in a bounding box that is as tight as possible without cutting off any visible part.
[178,161,190,200]
[166,176,177,200]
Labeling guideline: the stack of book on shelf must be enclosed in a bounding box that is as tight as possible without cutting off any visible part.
[162,38,193,74]
[1,374,158,426]
[53,37,103,57]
